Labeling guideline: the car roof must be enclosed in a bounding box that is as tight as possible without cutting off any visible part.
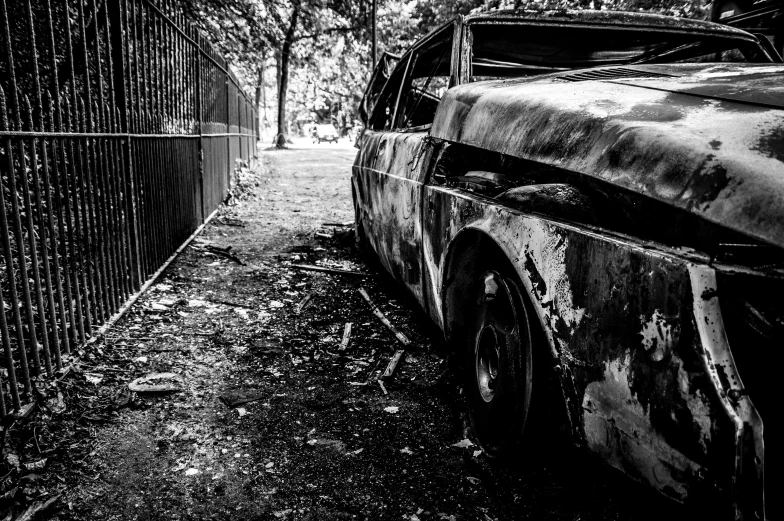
[464,9,755,39]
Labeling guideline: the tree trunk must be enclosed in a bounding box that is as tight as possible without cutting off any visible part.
[275,3,299,148]
[255,60,263,141]
[260,58,267,128]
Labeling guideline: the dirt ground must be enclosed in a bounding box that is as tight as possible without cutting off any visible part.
[4,138,684,520]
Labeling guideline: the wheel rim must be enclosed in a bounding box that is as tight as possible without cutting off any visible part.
[476,325,500,402]
[468,270,532,456]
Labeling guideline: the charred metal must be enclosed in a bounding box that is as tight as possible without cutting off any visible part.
[354,9,783,520]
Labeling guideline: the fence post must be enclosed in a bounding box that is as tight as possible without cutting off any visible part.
[108,0,142,290]
[195,29,205,223]
[226,75,231,193]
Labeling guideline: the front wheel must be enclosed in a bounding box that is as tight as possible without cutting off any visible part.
[466,270,533,458]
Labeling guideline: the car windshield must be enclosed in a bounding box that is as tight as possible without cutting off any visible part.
[469,22,770,80]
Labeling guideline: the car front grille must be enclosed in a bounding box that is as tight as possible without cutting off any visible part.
[719,272,784,520]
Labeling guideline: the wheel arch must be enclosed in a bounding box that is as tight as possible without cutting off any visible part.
[440,226,558,365]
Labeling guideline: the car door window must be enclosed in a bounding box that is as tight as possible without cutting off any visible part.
[369,59,408,131]
[396,29,454,130]
[369,24,455,132]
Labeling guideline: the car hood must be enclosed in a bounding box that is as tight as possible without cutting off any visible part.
[431,64,784,250]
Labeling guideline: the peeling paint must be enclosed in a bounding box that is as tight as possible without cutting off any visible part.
[639,310,678,362]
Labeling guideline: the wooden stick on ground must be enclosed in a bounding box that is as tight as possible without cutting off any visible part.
[291,264,371,277]
[357,288,411,346]
[340,322,352,350]
[382,349,406,379]
[295,293,313,314]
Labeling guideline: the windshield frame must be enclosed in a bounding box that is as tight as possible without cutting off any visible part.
[462,16,776,83]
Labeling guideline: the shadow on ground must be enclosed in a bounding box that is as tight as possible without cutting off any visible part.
[5,143,684,520]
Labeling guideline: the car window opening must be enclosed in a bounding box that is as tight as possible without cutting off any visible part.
[468,23,771,81]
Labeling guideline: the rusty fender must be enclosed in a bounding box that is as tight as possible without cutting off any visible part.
[427,188,763,511]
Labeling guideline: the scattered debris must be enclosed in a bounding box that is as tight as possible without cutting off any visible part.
[84,374,103,385]
[13,493,61,521]
[358,287,411,346]
[185,468,200,476]
[219,389,266,407]
[210,298,254,309]
[295,293,313,314]
[339,322,352,350]
[307,438,346,453]
[452,439,475,449]
[382,349,406,380]
[22,459,47,472]
[12,402,36,420]
[291,264,371,277]
[384,406,399,414]
[205,244,247,266]
[378,380,388,396]
[128,373,183,393]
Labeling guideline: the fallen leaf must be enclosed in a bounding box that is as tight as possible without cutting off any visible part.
[269,301,284,308]
[384,406,399,414]
[185,468,200,476]
[473,449,483,458]
[236,408,248,417]
[128,372,183,393]
[85,374,103,385]
[451,439,474,449]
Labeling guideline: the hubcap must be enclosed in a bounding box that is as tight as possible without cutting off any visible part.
[476,325,501,402]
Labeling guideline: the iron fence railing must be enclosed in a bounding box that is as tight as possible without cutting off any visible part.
[0,0,257,415]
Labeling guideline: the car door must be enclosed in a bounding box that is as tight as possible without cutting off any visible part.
[354,21,459,306]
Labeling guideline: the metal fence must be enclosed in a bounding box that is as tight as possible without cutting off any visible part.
[0,0,257,415]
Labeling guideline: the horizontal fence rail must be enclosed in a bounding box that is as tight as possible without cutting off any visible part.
[0,0,256,414]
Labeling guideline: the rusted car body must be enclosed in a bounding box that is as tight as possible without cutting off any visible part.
[352,10,784,520]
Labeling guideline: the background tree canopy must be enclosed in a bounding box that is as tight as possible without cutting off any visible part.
[182,0,708,143]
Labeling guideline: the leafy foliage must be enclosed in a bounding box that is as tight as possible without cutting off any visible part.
[183,0,711,138]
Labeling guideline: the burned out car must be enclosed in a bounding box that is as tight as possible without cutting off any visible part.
[352,9,784,521]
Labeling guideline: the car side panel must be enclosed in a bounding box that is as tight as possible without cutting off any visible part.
[353,129,433,304]
[423,185,759,506]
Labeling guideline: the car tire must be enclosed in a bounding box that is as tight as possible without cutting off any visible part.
[464,267,534,458]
